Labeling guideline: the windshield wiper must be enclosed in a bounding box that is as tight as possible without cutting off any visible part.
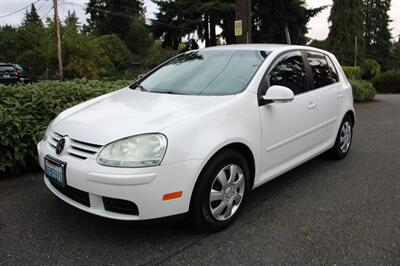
[132,84,147,92]
[151,90,184,95]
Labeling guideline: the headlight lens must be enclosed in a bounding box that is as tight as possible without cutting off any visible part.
[97,134,167,167]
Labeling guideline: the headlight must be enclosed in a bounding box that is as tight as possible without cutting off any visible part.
[97,134,167,168]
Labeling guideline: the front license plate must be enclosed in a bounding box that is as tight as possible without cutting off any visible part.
[45,156,66,187]
[3,74,10,78]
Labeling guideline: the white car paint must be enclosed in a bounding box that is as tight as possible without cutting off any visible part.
[37,44,355,221]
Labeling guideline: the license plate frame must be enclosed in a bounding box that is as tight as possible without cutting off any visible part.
[44,155,67,187]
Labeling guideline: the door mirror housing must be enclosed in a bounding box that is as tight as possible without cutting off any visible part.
[261,85,295,105]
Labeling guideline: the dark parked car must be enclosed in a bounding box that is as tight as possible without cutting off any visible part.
[0,63,30,84]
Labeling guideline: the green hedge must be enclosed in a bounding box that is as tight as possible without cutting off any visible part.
[372,70,400,93]
[361,59,381,80]
[350,80,376,102]
[0,79,133,173]
[342,66,361,80]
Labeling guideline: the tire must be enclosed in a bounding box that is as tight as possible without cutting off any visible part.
[190,149,251,232]
[328,115,353,160]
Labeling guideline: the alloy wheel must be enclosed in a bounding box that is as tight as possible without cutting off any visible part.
[209,164,245,221]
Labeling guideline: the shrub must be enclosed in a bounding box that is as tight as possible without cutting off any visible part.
[372,70,400,93]
[350,80,376,102]
[342,66,361,80]
[143,40,177,70]
[361,59,381,80]
[0,79,133,174]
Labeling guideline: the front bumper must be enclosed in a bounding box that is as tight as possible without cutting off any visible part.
[37,140,202,220]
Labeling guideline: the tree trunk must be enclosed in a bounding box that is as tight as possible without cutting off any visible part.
[204,15,210,47]
[210,16,217,46]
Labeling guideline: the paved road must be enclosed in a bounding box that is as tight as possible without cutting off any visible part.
[1,95,400,265]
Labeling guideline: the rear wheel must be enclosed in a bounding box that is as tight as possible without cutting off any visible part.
[328,115,353,160]
[190,149,250,232]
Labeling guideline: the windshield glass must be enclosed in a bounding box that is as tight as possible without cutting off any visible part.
[135,50,269,96]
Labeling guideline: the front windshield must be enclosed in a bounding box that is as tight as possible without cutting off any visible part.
[135,50,269,96]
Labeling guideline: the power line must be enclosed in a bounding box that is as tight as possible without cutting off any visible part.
[63,1,195,32]
[0,0,42,19]
[41,5,54,19]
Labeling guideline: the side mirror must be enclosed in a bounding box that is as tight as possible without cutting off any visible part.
[262,85,294,104]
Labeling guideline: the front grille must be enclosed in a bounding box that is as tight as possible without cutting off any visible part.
[103,197,139,215]
[48,131,102,160]
[49,179,90,207]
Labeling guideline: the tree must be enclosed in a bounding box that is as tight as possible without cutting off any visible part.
[327,0,365,66]
[309,39,328,50]
[125,15,153,55]
[252,0,325,45]
[96,34,132,71]
[152,0,235,48]
[22,3,43,27]
[62,11,113,79]
[364,0,393,69]
[394,38,400,68]
[86,0,144,41]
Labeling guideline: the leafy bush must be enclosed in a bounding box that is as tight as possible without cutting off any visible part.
[361,59,381,80]
[342,66,361,80]
[350,80,376,102]
[372,70,400,93]
[0,79,133,174]
[143,40,177,70]
[96,34,132,72]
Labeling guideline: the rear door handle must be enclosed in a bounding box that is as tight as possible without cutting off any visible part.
[307,101,317,110]
[337,92,344,99]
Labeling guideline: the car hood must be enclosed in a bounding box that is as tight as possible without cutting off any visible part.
[52,87,233,145]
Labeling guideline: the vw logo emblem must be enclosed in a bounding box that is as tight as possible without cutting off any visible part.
[56,137,66,155]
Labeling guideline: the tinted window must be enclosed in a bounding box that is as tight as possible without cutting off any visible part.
[268,52,308,95]
[306,52,338,89]
[138,50,269,96]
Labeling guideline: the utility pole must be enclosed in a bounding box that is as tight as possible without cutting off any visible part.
[284,23,291,45]
[354,36,358,67]
[53,0,63,81]
[235,0,252,44]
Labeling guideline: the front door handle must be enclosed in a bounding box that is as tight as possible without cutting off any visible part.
[307,101,317,110]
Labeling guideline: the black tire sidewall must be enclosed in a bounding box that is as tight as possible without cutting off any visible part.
[191,149,251,231]
[332,115,353,158]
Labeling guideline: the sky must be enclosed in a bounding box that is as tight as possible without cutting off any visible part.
[1,0,399,41]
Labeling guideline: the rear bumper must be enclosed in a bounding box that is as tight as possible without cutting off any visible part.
[38,140,202,220]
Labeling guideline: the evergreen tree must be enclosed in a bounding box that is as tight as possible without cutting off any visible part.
[252,0,325,45]
[152,0,235,48]
[394,37,400,68]
[22,4,43,27]
[86,0,145,40]
[328,0,365,66]
[364,0,392,68]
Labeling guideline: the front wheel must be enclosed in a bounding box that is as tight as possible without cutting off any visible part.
[328,115,353,160]
[190,149,250,232]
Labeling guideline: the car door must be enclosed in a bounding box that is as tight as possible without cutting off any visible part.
[257,50,320,182]
[303,51,342,146]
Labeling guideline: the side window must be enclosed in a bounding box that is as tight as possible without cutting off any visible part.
[306,52,338,89]
[268,52,308,95]
[325,56,339,82]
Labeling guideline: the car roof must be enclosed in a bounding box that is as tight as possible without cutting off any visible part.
[201,43,330,55]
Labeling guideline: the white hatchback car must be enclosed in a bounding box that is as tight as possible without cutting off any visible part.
[38,44,355,231]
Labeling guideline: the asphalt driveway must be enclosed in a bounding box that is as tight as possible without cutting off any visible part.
[1,94,400,265]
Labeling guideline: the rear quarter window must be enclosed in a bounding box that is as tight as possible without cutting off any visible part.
[306,52,339,89]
